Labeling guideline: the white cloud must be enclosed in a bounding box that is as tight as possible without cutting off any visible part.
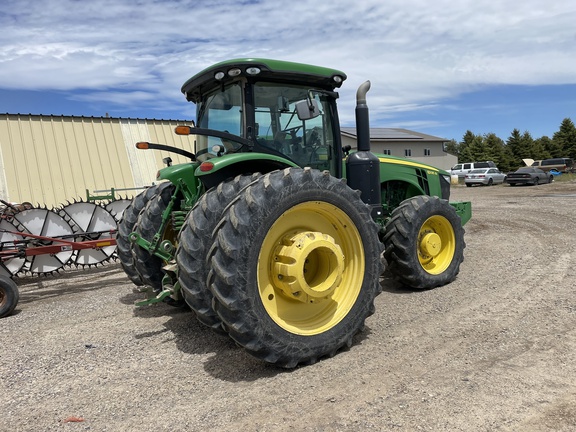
[0,0,574,126]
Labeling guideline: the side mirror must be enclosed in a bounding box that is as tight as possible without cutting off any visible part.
[295,99,320,121]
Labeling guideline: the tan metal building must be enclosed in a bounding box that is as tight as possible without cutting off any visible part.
[0,114,195,208]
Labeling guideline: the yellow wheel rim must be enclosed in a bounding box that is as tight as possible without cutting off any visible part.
[257,202,365,335]
[417,215,455,275]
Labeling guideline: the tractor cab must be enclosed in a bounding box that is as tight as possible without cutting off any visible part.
[179,58,348,178]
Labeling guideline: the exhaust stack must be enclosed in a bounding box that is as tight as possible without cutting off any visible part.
[345,80,382,219]
[355,80,371,152]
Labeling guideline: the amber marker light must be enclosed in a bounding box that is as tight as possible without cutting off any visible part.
[199,162,214,172]
[136,142,150,149]
[175,126,192,135]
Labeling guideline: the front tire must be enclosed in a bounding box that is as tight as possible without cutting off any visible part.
[176,173,260,331]
[383,195,465,289]
[0,275,19,318]
[208,168,383,368]
[117,185,164,285]
[132,183,177,290]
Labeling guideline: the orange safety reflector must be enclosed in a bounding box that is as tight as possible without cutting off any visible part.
[200,162,214,172]
[175,125,192,135]
[96,241,113,247]
[136,142,150,149]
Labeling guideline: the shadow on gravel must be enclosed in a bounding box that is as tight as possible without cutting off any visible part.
[379,272,423,294]
[118,272,389,382]
[124,293,272,380]
[14,263,127,304]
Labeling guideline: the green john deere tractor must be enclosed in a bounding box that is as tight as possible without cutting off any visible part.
[117,58,472,368]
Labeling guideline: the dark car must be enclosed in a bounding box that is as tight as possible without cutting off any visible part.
[506,167,553,186]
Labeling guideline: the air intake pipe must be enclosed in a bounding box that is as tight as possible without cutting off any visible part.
[345,80,383,219]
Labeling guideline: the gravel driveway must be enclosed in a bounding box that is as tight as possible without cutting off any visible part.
[1,180,575,431]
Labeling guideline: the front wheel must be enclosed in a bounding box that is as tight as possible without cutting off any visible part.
[132,183,178,290]
[117,184,165,285]
[0,275,19,318]
[208,168,383,368]
[383,195,465,289]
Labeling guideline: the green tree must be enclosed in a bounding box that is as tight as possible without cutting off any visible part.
[484,133,511,171]
[540,135,563,158]
[520,131,535,160]
[502,143,516,172]
[553,118,576,159]
[506,129,523,167]
[531,138,550,160]
[444,139,459,157]
[458,130,476,162]
[468,134,487,161]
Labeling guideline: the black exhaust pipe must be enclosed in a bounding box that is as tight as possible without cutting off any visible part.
[355,80,371,151]
[345,80,383,219]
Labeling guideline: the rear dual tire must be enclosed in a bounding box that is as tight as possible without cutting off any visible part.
[207,168,383,368]
[176,174,260,331]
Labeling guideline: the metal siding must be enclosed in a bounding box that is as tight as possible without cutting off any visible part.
[0,115,196,207]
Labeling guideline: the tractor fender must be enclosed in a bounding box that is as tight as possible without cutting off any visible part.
[156,162,202,203]
[194,153,299,190]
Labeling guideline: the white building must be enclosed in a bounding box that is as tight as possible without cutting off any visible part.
[341,127,457,171]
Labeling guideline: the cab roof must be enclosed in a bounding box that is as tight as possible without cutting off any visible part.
[181,58,347,103]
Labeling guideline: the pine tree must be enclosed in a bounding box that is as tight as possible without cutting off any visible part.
[534,135,562,159]
[458,131,476,162]
[506,129,526,167]
[484,133,510,171]
[531,138,550,160]
[553,118,576,159]
[444,139,459,157]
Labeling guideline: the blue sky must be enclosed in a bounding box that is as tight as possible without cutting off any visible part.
[1,0,575,142]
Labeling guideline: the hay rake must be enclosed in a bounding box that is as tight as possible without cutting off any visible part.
[0,189,137,318]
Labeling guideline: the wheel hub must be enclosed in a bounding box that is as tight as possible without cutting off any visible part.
[420,232,442,258]
[273,231,344,303]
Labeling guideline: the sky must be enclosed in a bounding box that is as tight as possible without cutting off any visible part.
[1,0,575,142]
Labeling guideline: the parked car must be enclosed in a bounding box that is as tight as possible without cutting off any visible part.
[533,158,574,173]
[451,161,497,178]
[506,167,554,186]
[464,168,507,187]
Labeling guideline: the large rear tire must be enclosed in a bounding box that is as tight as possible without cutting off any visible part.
[117,185,164,285]
[0,275,19,318]
[176,173,260,331]
[383,195,465,289]
[208,168,383,368]
[132,183,177,290]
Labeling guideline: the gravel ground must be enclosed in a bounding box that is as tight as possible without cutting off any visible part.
[1,180,575,432]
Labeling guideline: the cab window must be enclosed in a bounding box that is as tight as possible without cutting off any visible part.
[253,82,336,173]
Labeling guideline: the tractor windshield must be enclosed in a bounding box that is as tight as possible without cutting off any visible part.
[254,82,337,173]
[195,82,244,161]
[193,79,337,172]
